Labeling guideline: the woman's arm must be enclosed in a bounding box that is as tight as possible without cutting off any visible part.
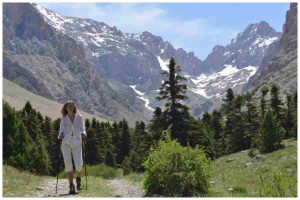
[58,117,64,139]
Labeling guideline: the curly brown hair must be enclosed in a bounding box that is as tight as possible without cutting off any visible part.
[61,101,77,116]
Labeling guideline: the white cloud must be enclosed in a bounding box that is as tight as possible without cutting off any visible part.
[39,3,239,59]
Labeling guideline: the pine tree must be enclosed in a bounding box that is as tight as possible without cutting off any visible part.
[19,102,51,174]
[244,92,260,149]
[95,121,106,164]
[105,150,116,167]
[284,93,296,138]
[229,109,247,152]
[223,91,248,153]
[222,88,235,114]
[211,110,225,157]
[32,133,51,175]
[257,109,284,153]
[211,110,223,140]
[223,89,235,154]
[3,101,34,171]
[270,84,285,124]
[202,112,213,129]
[42,116,57,175]
[119,119,130,164]
[233,94,244,112]
[111,122,122,166]
[188,119,216,159]
[122,121,152,172]
[293,91,297,138]
[85,119,91,130]
[86,118,103,164]
[24,101,33,114]
[156,57,191,145]
[148,107,165,143]
[260,86,269,118]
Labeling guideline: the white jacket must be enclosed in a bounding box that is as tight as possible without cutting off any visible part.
[58,113,87,146]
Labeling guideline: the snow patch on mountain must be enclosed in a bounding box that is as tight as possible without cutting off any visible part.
[130,85,154,111]
[137,96,155,112]
[35,5,72,32]
[253,36,278,48]
[189,65,258,98]
[157,56,169,71]
[218,64,240,76]
[130,85,145,96]
[189,88,213,98]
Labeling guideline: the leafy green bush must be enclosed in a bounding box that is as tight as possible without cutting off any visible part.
[143,128,211,197]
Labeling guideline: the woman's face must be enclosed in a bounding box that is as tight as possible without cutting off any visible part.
[66,103,75,114]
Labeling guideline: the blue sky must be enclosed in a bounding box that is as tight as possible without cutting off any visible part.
[39,3,290,60]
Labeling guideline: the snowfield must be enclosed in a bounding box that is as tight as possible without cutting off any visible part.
[189,65,258,98]
[156,56,170,71]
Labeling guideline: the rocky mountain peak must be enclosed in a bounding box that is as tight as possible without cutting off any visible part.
[212,45,225,52]
[234,21,279,45]
[243,3,297,95]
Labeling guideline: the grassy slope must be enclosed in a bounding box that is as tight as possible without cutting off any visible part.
[208,138,297,197]
[3,78,108,122]
[123,138,297,197]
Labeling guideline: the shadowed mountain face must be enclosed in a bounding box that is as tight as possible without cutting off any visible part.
[3,3,146,123]
[4,3,294,119]
[244,3,297,95]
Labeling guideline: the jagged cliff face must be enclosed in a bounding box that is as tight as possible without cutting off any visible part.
[3,3,290,119]
[3,3,146,123]
[244,3,297,95]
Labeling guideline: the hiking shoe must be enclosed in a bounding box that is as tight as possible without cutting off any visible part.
[76,177,82,190]
[69,182,76,195]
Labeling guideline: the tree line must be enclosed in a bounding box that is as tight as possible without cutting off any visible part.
[3,58,297,175]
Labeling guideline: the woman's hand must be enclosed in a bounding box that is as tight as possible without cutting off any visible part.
[58,134,64,140]
[81,133,87,139]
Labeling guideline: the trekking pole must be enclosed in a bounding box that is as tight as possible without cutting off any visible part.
[82,140,87,190]
[56,133,63,194]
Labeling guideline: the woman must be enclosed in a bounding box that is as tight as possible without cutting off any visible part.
[58,101,87,194]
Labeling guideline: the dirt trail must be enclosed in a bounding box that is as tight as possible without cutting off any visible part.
[108,178,145,197]
[35,178,81,198]
[34,177,144,197]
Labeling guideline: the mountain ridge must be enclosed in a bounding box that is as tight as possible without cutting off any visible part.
[3,3,289,119]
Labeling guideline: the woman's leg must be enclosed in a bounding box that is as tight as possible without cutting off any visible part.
[67,172,74,184]
[72,145,83,190]
[72,144,83,174]
[61,143,76,193]
[61,143,73,175]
